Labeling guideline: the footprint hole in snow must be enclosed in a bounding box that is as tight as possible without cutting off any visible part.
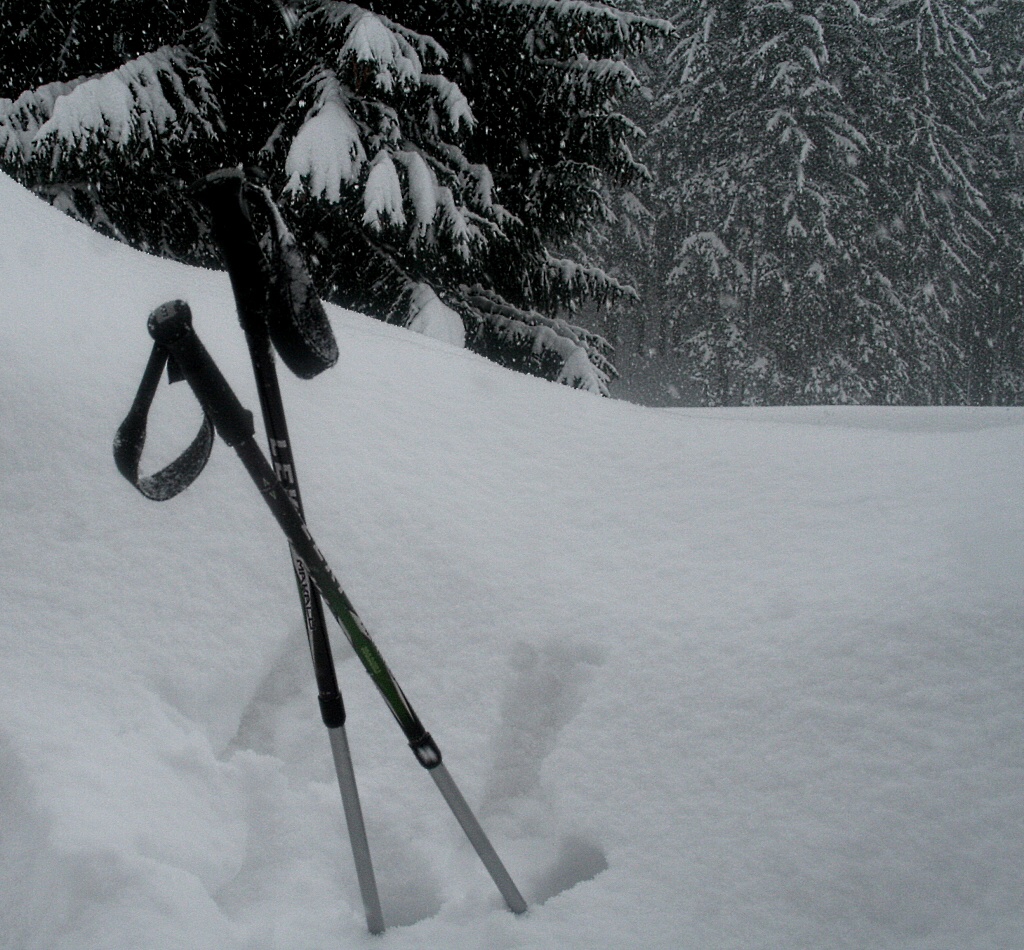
[380,875,444,928]
[530,835,609,905]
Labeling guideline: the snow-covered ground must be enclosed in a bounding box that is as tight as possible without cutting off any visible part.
[1,172,1022,949]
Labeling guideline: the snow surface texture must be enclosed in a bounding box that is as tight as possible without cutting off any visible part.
[1,171,1023,949]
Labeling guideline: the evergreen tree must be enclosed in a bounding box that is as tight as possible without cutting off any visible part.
[652,0,914,404]
[0,0,667,392]
[633,0,1019,404]
[976,0,1024,402]
[865,0,996,403]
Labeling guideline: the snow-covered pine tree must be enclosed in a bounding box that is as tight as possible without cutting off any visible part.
[278,0,668,390]
[567,6,684,401]
[652,0,918,404]
[0,0,667,393]
[976,0,1024,402]
[636,0,1017,405]
[863,0,997,403]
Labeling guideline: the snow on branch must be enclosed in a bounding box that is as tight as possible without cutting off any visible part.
[309,1,451,96]
[313,1,448,63]
[670,230,732,281]
[572,56,640,87]
[32,47,218,155]
[491,0,671,51]
[420,75,475,133]
[542,251,638,303]
[533,53,641,98]
[340,10,424,91]
[462,284,614,393]
[437,184,482,257]
[407,282,466,346]
[394,149,439,234]
[0,78,84,163]
[285,70,366,201]
[362,150,406,228]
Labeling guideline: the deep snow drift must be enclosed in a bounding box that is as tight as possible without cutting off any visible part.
[1,173,1022,949]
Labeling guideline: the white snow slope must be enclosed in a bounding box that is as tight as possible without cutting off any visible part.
[1,172,1023,950]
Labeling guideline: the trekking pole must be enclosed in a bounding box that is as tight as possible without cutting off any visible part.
[191,170,384,933]
[124,300,527,917]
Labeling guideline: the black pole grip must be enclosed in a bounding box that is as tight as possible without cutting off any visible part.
[192,169,272,332]
[148,302,255,448]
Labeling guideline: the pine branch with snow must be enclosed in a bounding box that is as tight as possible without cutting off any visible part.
[0,0,667,392]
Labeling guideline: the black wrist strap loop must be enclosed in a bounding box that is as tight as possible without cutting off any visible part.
[113,340,214,501]
[253,183,339,380]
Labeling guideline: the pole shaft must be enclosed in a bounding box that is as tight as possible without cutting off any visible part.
[430,764,527,914]
[246,327,386,931]
[329,726,385,934]
[246,342,385,931]
[199,177,385,931]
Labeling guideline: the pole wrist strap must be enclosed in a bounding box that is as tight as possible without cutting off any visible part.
[113,341,214,501]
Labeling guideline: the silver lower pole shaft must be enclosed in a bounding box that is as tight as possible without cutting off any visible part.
[429,763,527,915]
[328,726,385,934]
